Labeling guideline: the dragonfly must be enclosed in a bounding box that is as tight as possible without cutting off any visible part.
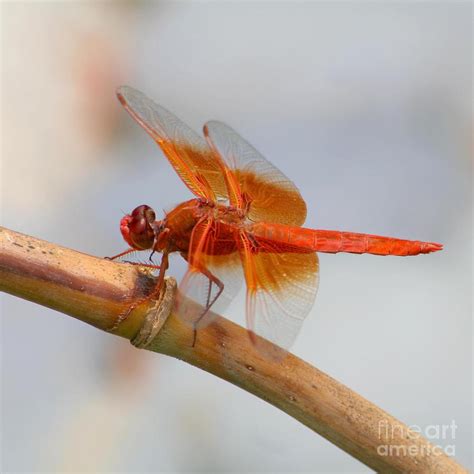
[111,86,442,350]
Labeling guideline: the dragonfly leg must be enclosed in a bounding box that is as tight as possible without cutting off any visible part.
[106,248,161,270]
[192,267,224,347]
[122,261,161,270]
[106,248,136,261]
[155,251,169,290]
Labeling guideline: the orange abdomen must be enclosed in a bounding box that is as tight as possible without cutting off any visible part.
[250,222,443,256]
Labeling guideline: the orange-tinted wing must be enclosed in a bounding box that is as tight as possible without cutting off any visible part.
[117,86,228,202]
[203,121,307,226]
[176,217,243,329]
[239,232,319,350]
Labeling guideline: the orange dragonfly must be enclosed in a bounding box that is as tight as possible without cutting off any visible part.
[111,86,442,349]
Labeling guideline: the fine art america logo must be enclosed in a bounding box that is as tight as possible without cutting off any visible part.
[377,419,457,457]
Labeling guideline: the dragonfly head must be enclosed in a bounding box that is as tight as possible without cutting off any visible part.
[120,204,157,250]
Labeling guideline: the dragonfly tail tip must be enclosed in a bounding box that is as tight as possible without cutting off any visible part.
[424,242,443,253]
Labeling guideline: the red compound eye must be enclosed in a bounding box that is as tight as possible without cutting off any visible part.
[120,205,156,250]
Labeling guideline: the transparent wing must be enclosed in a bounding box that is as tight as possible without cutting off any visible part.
[239,232,319,350]
[204,121,307,225]
[117,86,229,202]
[175,217,243,329]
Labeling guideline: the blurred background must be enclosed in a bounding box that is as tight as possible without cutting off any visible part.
[1,2,472,472]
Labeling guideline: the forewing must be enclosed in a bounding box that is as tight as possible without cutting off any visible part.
[239,233,319,350]
[117,86,228,202]
[204,121,307,225]
[176,218,243,329]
